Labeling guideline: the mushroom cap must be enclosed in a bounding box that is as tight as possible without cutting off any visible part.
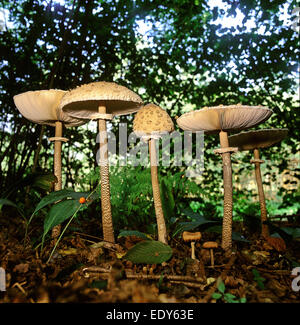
[228,128,288,151]
[13,89,86,127]
[176,104,272,134]
[60,81,143,119]
[133,103,174,137]
[182,231,202,242]
[202,241,218,249]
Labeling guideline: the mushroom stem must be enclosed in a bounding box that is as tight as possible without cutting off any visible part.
[219,130,233,251]
[98,105,114,244]
[149,138,168,244]
[209,249,214,267]
[51,121,63,239]
[253,148,269,238]
[191,242,196,259]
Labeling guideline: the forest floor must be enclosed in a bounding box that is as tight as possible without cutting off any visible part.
[0,209,299,304]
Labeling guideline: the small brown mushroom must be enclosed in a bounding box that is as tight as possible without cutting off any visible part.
[182,231,202,259]
[202,241,218,267]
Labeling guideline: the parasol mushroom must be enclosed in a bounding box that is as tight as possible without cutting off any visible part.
[177,104,273,251]
[202,241,218,267]
[182,231,202,259]
[228,128,288,238]
[60,81,143,244]
[133,103,174,244]
[13,89,87,239]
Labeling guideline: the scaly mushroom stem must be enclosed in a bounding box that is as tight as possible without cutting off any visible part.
[51,121,63,239]
[149,138,168,244]
[252,148,269,238]
[98,106,115,244]
[219,131,233,251]
[191,242,196,259]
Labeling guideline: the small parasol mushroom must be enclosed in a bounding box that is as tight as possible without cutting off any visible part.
[182,231,202,259]
[228,128,288,238]
[60,81,143,244]
[133,103,174,244]
[177,104,273,251]
[202,241,218,267]
[13,89,87,239]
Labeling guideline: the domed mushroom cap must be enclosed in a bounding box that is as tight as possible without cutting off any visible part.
[176,104,272,134]
[13,89,86,127]
[60,81,143,119]
[133,103,174,136]
[228,128,288,151]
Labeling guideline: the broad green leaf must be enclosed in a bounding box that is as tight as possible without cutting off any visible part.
[33,188,95,216]
[118,230,152,241]
[123,240,172,264]
[43,199,81,239]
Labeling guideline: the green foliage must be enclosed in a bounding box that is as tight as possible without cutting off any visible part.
[212,279,247,303]
[252,268,266,290]
[0,0,298,234]
[123,240,173,264]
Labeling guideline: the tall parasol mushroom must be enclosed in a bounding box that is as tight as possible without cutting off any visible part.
[228,128,288,238]
[60,81,143,244]
[13,89,87,238]
[176,104,273,251]
[133,103,174,244]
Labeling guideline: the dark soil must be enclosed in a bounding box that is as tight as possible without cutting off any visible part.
[0,209,299,303]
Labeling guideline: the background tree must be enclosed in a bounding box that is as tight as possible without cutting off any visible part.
[0,0,299,231]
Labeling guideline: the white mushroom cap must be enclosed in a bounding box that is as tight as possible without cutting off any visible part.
[177,104,273,133]
[13,89,86,127]
[60,81,143,119]
[228,128,288,151]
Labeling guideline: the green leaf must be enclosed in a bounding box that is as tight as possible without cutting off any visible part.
[43,199,81,239]
[118,230,152,241]
[0,198,19,209]
[217,279,225,293]
[123,241,173,264]
[211,292,222,300]
[33,189,93,216]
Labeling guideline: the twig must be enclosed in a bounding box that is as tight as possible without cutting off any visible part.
[169,280,207,289]
[81,266,206,284]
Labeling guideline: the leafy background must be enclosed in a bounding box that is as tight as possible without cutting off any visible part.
[0,0,299,234]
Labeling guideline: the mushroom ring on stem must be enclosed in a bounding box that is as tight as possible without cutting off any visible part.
[177,104,273,251]
[133,103,174,244]
[228,128,288,238]
[182,231,202,259]
[13,89,87,239]
[60,82,143,244]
